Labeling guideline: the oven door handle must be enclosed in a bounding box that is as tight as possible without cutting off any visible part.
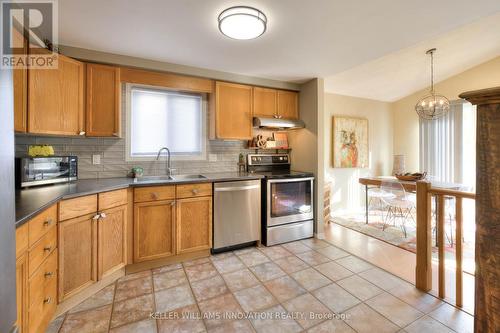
[267,177,314,183]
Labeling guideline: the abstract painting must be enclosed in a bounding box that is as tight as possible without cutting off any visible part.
[332,116,368,168]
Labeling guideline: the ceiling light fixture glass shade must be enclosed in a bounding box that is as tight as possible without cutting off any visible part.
[218,6,267,40]
[415,48,450,120]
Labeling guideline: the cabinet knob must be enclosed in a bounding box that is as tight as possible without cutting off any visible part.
[100,212,107,219]
[43,297,52,304]
[43,218,53,227]
[192,189,199,195]
[170,201,175,206]
[44,271,54,278]
[151,192,159,200]
[92,214,100,220]
[43,246,52,252]
[79,131,86,136]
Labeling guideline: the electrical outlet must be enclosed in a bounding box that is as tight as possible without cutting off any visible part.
[209,154,217,162]
[92,154,101,165]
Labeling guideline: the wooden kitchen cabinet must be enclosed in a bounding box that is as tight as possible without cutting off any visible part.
[134,200,176,262]
[28,54,85,135]
[277,90,299,119]
[253,87,277,118]
[212,81,253,140]
[58,213,97,301]
[16,253,28,333]
[176,196,212,254]
[97,205,127,279]
[13,26,28,133]
[86,63,121,137]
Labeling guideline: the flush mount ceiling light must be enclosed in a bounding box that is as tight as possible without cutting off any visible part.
[218,6,267,40]
[415,48,450,120]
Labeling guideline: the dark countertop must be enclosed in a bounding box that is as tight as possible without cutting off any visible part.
[15,172,263,228]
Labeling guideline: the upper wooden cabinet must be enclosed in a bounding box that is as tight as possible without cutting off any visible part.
[28,54,85,135]
[13,27,27,133]
[86,63,121,137]
[212,81,253,140]
[277,90,299,119]
[253,87,277,118]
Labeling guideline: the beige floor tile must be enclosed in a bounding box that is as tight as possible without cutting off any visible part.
[301,238,330,250]
[233,285,278,312]
[212,255,246,274]
[110,319,157,333]
[155,284,195,313]
[312,283,360,313]
[358,267,408,291]
[264,275,306,302]
[283,293,331,329]
[314,261,354,281]
[344,303,399,333]
[388,282,443,313]
[118,269,152,283]
[274,255,309,274]
[249,262,286,282]
[365,292,423,327]
[46,314,66,333]
[234,247,260,256]
[153,268,188,291]
[291,268,331,291]
[249,304,302,333]
[210,252,235,261]
[238,251,270,267]
[191,275,229,302]
[404,316,454,333]
[335,255,374,273]
[296,251,331,266]
[60,304,112,333]
[282,241,312,254]
[336,275,383,301]
[198,293,244,329]
[111,293,155,328]
[115,276,153,302]
[207,319,254,333]
[185,262,219,282]
[316,246,350,260]
[183,257,211,267]
[307,318,356,333]
[157,304,206,333]
[69,283,115,313]
[152,263,183,275]
[429,303,474,333]
[222,268,260,292]
[259,245,292,261]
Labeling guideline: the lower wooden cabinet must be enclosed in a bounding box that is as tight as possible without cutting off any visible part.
[16,253,28,333]
[58,213,97,302]
[176,196,212,254]
[98,205,127,279]
[134,200,176,262]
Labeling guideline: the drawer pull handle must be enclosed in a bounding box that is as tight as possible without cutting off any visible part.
[92,214,100,220]
[43,218,53,227]
[43,246,52,252]
[43,297,52,304]
[192,189,199,195]
[44,271,54,278]
[151,192,159,200]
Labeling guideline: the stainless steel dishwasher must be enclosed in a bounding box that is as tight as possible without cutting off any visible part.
[213,179,261,252]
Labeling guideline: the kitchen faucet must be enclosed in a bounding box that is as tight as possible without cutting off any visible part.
[156,147,172,177]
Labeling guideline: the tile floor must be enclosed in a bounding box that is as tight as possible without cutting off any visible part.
[46,239,474,333]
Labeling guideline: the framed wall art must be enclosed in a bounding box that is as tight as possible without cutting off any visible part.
[332,116,368,168]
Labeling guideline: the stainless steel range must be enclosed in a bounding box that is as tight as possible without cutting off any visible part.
[247,153,314,246]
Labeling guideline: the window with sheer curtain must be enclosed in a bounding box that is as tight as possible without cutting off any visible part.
[419,100,476,187]
[126,85,206,160]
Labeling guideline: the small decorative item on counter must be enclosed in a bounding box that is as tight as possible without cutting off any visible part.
[273,132,289,149]
[28,145,54,157]
[238,153,246,172]
[256,134,267,148]
[130,166,144,178]
[265,140,276,149]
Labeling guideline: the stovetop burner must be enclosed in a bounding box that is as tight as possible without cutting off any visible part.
[246,153,313,179]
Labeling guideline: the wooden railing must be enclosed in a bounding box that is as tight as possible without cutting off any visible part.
[415,180,476,307]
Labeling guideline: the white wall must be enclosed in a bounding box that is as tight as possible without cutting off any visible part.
[324,93,393,213]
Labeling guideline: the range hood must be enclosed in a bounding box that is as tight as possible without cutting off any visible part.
[253,117,305,130]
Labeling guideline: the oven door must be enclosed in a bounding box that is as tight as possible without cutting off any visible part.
[266,177,314,227]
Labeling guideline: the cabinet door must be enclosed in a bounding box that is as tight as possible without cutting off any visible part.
[134,200,175,262]
[97,205,126,279]
[16,253,28,333]
[13,27,27,132]
[86,64,121,137]
[58,213,97,302]
[215,81,253,140]
[176,196,212,254]
[253,87,277,118]
[28,54,85,135]
[277,90,299,119]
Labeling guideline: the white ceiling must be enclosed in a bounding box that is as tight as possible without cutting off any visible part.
[59,0,500,90]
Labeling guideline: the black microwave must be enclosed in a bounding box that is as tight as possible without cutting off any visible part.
[15,156,78,188]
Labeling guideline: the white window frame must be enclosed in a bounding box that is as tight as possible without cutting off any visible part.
[125,83,207,162]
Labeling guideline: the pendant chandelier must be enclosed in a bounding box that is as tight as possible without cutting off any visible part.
[415,48,450,120]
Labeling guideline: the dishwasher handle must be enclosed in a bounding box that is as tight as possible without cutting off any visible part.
[214,184,260,192]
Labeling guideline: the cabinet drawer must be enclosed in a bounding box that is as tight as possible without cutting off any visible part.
[59,194,97,221]
[176,183,212,199]
[29,250,57,307]
[28,204,57,247]
[28,274,56,333]
[99,189,128,210]
[16,223,29,258]
[134,186,175,203]
[28,227,57,276]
